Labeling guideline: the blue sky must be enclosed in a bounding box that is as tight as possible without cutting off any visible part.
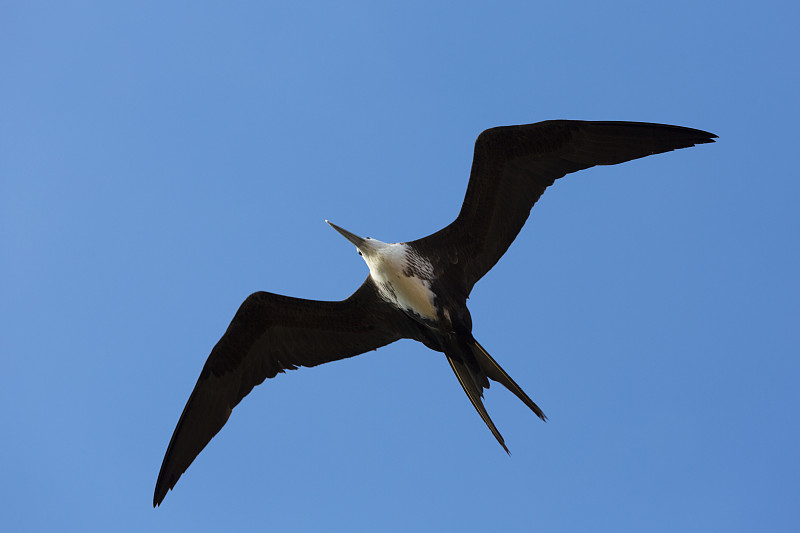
[2,1,798,531]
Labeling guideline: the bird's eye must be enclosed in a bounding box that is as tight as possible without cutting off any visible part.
[357,250,362,256]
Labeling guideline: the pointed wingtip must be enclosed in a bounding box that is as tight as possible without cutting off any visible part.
[153,485,167,508]
[153,468,179,508]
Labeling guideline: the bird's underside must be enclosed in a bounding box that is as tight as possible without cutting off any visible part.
[154,120,716,506]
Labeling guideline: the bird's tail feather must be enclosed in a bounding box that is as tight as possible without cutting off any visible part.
[446,354,510,453]
[470,339,547,422]
[445,338,546,452]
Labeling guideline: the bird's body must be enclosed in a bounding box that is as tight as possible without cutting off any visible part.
[357,239,438,321]
[154,120,716,506]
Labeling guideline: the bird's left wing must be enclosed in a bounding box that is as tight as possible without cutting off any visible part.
[411,120,716,295]
[154,277,402,506]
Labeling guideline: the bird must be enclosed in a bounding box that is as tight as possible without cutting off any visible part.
[153,119,715,506]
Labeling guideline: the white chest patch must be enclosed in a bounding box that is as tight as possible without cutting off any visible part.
[364,243,437,320]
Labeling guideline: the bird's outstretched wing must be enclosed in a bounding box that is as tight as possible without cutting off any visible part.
[412,120,716,295]
[153,278,403,506]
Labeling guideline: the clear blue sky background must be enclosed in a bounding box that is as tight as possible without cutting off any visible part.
[2,1,798,531]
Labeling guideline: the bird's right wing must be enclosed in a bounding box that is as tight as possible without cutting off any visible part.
[154,277,404,506]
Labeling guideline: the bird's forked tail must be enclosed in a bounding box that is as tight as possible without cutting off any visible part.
[445,338,546,452]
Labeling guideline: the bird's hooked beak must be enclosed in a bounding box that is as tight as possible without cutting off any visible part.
[326,220,369,251]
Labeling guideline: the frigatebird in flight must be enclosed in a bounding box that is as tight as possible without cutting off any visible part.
[154,120,715,506]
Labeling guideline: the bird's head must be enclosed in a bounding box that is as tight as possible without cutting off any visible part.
[326,220,388,264]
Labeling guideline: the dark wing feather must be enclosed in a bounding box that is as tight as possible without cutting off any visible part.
[412,120,716,294]
[154,277,402,506]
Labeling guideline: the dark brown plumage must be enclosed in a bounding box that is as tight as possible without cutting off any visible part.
[412,121,717,295]
[154,120,715,506]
